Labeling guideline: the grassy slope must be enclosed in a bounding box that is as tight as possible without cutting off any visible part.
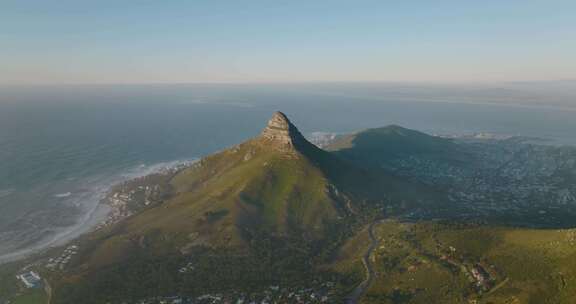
[471,228,576,304]
[0,262,20,300]
[49,139,352,303]
[12,289,47,304]
[359,220,576,304]
[130,138,341,248]
[328,224,373,293]
[81,140,341,262]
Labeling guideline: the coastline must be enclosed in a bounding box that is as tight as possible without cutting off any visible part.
[0,159,195,266]
[0,193,110,266]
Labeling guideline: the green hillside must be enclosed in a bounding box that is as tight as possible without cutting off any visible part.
[48,112,440,303]
[355,220,576,304]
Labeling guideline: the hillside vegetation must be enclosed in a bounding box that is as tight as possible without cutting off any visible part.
[362,220,576,304]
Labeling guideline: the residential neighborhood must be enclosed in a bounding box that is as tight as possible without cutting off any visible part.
[387,137,576,226]
[131,283,336,304]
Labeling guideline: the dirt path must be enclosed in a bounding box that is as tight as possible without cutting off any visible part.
[44,278,52,304]
[346,220,379,304]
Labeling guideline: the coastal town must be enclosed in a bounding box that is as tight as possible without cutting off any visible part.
[45,245,78,271]
[131,283,337,304]
[385,136,576,226]
[97,162,192,229]
[0,162,193,304]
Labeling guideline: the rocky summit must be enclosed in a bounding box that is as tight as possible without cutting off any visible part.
[259,111,310,151]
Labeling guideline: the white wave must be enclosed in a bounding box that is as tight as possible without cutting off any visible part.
[0,157,197,265]
[120,158,197,180]
[0,188,14,198]
[54,192,72,198]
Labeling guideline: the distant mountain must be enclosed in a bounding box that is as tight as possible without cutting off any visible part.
[326,125,468,169]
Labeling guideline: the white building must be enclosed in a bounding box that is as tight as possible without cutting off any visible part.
[16,271,41,288]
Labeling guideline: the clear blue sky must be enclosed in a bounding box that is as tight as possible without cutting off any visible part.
[1,0,575,84]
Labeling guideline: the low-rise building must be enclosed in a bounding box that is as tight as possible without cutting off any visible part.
[16,271,42,288]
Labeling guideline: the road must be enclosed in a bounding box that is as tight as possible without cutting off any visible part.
[44,278,52,304]
[346,220,380,304]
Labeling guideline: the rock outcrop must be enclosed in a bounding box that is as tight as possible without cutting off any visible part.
[259,111,310,151]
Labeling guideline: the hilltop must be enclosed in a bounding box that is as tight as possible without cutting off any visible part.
[326,125,468,168]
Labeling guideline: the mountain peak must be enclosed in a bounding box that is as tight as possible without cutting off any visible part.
[266,111,292,131]
[259,111,309,151]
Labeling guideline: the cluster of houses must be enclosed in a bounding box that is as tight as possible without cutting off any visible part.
[45,244,79,271]
[98,172,176,230]
[96,161,195,230]
[467,264,493,292]
[390,138,576,222]
[97,190,136,229]
[133,284,335,304]
[438,245,499,294]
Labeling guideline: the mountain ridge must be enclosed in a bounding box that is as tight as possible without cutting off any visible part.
[326,124,467,168]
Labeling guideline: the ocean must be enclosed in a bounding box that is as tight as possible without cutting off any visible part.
[1,82,575,263]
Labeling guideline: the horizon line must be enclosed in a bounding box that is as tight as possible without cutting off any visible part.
[1,79,575,88]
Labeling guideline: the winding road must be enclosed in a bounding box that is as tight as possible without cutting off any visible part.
[346,220,380,304]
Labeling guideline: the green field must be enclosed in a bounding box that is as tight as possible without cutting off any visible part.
[12,289,47,304]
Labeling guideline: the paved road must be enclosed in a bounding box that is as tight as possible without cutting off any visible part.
[345,220,379,304]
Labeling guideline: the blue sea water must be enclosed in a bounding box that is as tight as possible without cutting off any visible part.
[0,82,575,262]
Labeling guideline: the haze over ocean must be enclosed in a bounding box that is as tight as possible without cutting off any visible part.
[0,82,575,261]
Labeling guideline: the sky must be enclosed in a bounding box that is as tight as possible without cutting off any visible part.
[1,0,575,84]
